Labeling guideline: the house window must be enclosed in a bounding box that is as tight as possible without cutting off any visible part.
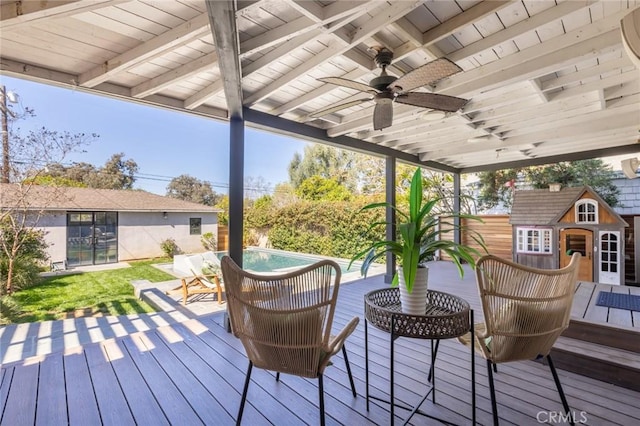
[575,199,598,224]
[190,218,202,235]
[516,228,553,254]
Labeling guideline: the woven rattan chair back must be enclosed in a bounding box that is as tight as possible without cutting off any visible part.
[475,252,581,363]
[221,256,340,378]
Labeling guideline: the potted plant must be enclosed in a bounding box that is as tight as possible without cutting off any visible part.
[351,168,484,314]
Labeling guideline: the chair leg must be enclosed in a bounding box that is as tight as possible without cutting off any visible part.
[486,359,499,426]
[547,355,574,426]
[318,374,325,426]
[237,361,253,426]
[275,372,280,382]
[342,345,357,397]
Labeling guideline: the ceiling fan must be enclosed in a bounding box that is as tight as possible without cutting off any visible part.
[311,47,468,130]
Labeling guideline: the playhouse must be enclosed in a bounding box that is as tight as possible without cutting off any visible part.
[510,186,628,285]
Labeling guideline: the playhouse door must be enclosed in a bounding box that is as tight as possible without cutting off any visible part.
[560,229,593,282]
[598,231,621,285]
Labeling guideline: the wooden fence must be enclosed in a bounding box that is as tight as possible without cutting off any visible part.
[440,215,512,261]
[217,226,228,251]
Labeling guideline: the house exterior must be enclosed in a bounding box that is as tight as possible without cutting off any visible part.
[510,186,628,285]
[0,184,221,267]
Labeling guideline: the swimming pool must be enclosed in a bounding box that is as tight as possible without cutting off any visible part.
[215,248,358,274]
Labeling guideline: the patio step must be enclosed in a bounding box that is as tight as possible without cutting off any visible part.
[563,318,640,353]
[551,336,640,392]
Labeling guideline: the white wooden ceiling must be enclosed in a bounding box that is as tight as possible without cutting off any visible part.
[1,0,639,173]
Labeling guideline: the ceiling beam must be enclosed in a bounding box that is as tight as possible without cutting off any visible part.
[447,0,595,63]
[460,144,640,174]
[421,1,511,46]
[78,13,211,88]
[0,58,227,119]
[206,0,243,119]
[244,0,424,106]
[437,11,628,97]
[243,107,459,174]
[0,0,125,30]
[191,1,372,110]
[132,52,218,99]
[422,108,639,160]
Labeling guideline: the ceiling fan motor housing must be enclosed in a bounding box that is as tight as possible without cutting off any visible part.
[370,74,397,91]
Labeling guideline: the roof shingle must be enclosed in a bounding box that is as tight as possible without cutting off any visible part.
[0,184,219,213]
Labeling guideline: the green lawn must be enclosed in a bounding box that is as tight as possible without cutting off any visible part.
[8,258,174,323]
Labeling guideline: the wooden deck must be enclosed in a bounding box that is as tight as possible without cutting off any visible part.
[2,263,640,425]
[571,281,640,329]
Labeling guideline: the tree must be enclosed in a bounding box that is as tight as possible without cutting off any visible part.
[288,144,357,190]
[296,176,353,201]
[476,159,620,210]
[215,195,229,226]
[476,168,519,210]
[38,153,137,190]
[86,153,138,189]
[525,159,619,206]
[2,114,95,294]
[244,175,272,200]
[166,174,221,206]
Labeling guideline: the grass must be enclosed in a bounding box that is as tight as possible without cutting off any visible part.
[8,258,174,323]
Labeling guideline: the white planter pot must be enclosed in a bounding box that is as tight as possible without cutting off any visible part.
[398,266,429,315]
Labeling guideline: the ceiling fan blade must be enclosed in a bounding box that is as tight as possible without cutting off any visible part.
[390,58,462,93]
[309,98,371,118]
[318,77,374,93]
[395,92,468,112]
[373,102,393,130]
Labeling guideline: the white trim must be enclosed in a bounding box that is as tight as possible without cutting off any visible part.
[575,199,598,224]
[598,230,620,285]
[516,227,553,254]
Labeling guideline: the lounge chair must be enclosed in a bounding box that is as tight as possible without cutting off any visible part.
[458,253,581,425]
[220,256,359,426]
[167,254,225,305]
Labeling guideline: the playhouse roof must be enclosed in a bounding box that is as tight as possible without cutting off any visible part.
[509,186,626,226]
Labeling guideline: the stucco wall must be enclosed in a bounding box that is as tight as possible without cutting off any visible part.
[118,211,218,260]
[36,210,218,263]
[37,212,68,264]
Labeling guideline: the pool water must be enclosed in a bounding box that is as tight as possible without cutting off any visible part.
[216,248,357,274]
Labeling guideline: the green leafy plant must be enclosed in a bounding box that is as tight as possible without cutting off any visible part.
[351,168,485,293]
[160,238,179,258]
[201,232,217,252]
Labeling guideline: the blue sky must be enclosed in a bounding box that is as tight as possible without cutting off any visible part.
[2,75,308,195]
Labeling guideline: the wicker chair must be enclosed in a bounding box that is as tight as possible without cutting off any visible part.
[459,253,581,426]
[220,256,360,426]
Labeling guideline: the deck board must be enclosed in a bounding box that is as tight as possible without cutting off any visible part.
[1,267,640,425]
[608,286,634,327]
[120,334,205,425]
[36,354,68,425]
[1,361,38,425]
[64,350,103,425]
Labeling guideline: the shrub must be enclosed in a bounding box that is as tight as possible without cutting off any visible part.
[201,232,217,252]
[0,295,21,325]
[160,238,179,258]
[263,198,385,259]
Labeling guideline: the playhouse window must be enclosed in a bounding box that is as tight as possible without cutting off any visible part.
[516,228,553,254]
[575,199,598,224]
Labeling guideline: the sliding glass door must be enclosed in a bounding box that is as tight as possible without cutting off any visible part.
[67,212,118,266]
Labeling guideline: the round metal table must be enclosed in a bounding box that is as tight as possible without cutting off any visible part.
[364,288,475,425]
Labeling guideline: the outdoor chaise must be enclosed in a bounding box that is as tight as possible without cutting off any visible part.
[220,256,359,426]
[459,252,581,425]
[167,253,224,305]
